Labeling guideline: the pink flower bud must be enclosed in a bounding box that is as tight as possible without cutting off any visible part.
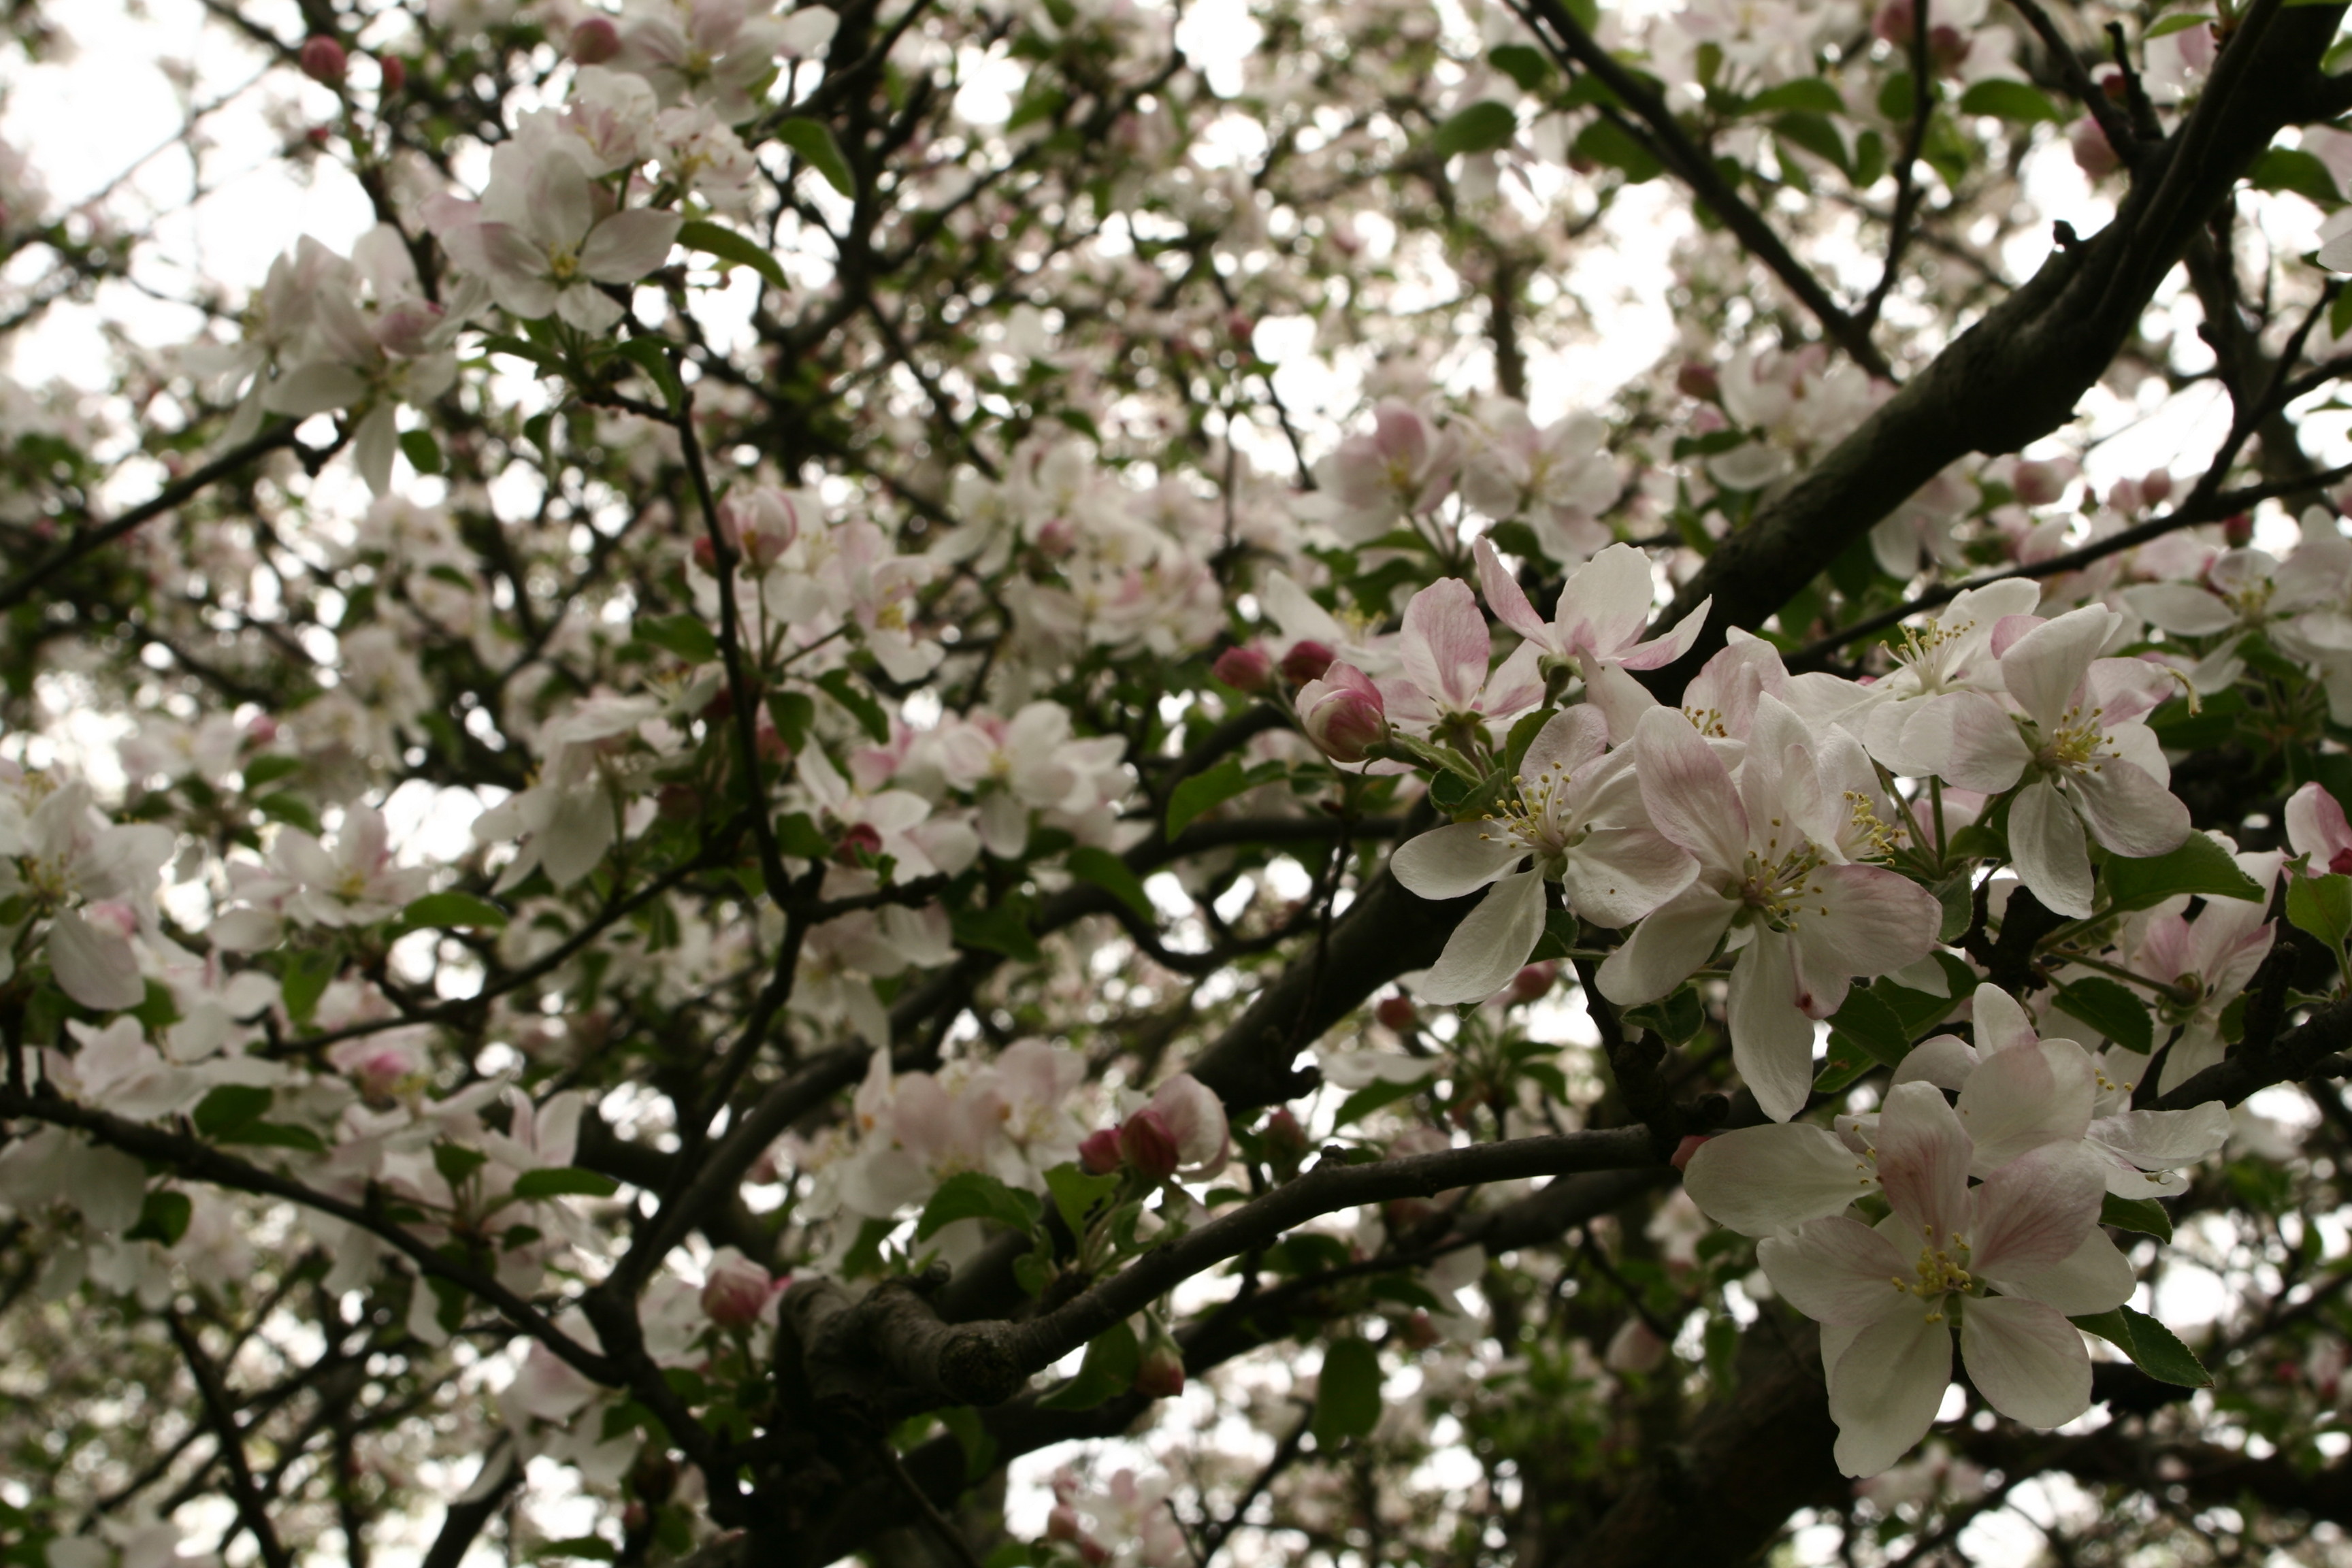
[1871,0,1913,44]
[1078,1127,1124,1175]
[1118,1108,1180,1181]
[1034,517,1078,557]
[1262,1107,1309,1169]
[2140,468,2174,506]
[1671,1134,1711,1171]
[376,55,406,93]
[2010,459,2067,506]
[1373,994,1417,1032]
[1400,1309,1439,1350]
[1509,961,1557,1004]
[2224,512,2253,548]
[2072,116,2119,178]
[246,715,281,745]
[700,1248,777,1329]
[1134,1343,1185,1399]
[572,17,623,64]
[834,822,883,863]
[1046,1506,1082,1542]
[1212,644,1274,693]
[1296,663,1386,764]
[1280,640,1336,684]
[1929,23,1969,74]
[1675,361,1721,402]
[300,35,348,84]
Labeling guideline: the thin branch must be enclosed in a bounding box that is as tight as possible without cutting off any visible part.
[2003,0,2140,163]
[1859,0,1939,331]
[166,1310,294,1568]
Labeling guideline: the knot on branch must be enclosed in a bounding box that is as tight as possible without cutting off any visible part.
[781,1272,1026,1431]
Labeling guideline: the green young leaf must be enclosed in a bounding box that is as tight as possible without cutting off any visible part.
[1812,1047,1876,1094]
[1433,101,1518,158]
[1067,846,1155,924]
[242,754,304,789]
[402,892,511,931]
[1036,1320,1139,1410]
[1957,78,2065,122]
[951,905,1043,964]
[2145,11,2214,36]
[936,1405,1000,1484]
[398,427,445,476]
[1166,757,1255,837]
[817,669,891,743]
[2105,833,2266,911]
[2051,977,2155,1054]
[1312,1338,1384,1444]
[511,1166,622,1200]
[608,337,685,409]
[1488,44,1554,93]
[280,945,340,1027]
[255,791,323,834]
[776,117,855,196]
[1332,1073,1431,1129]
[2072,1305,2212,1387]
[193,1084,273,1139]
[124,1190,193,1247]
[1044,1161,1122,1237]
[2287,870,2352,951]
[1744,78,1844,116]
[673,219,789,293]
[2099,1192,2174,1242]
[916,1171,1044,1241]
[1827,987,1912,1067]
[2251,147,2340,208]
[637,612,719,664]
[1569,117,1663,181]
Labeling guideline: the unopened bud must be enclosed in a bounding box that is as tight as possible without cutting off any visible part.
[1045,1506,1082,1543]
[834,822,883,864]
[1870,0,1913,44]
[2140,468,2174,506]
[1373,994,1417,1032]
[2072,116,2119,178]
[1671,1134,1711,1172]
[376,54,406,93]
[700,1250,777,1329]
[1118,1108,1180,1181]
[1675,361,1721,402]
[2223,512,2253,548]
[1262,1107,1309,1171]
[2010,459,2067,506]
[1077,1128,1123,1175]
[1279,640,1335,684]
[572,17,623,64]
[1212,644,1274,693]
[1401,1309,1440,1350]
[1928,23,1968,74]
[301,35,348,84]
[1509,961,1557,1004]
[1134,1342,1185,1399]
[1034,516,1078,557]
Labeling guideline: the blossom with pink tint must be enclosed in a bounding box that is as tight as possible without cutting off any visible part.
[1759,1083,2125,1477]
[1118,1109,1179,1179]
[700,1247,781,1328]
[1475,538,1710,679]
[2289,782,2352,875]
[1296,661,1388,763]
[1143,1073,1229,1177]
[1311,400,1464,542]
[437,147,681,333]
[2126,843,2280,1094]
[1378,576,1542,741]
[572,16,623,63]
[2,779,174,1013]
[1460,401,1623,563]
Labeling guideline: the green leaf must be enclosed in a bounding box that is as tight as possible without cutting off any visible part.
[2288,870,2352,951]
[398,428,445,476]
[609,337,685,410]
[776,117,855,196]
[1623,985,1706,1047]
[219,1121,327,1153]
[1036,1320,1139,1410]
[1957,78,2065,122]
[1827,987,1912,1067]
[951,904,1042,964]
[673,219,789,293]
[280,946,340,1026]
[817,668,891,743]
[2051,977,2155,1054]
[125,1190,193,1247]
[436,1141,491,1188]
[1044,1162,1121,1236]
[2251,146,2340,208]
[242,754,304,789]
[2072,1305,2211,1387]
[937,1406,999,1484]
[1333,1073,1431,1129]
[2332,284,2352,344]
[1068,846,1154,924]
[2146,11,2214,36]
[1488,44,1554,93]
[1433,101,1518,158]
[1745,78,1845,116]
[402,892,510,931]
[2104,833,2265,912]
[255,791,323,834]
[193,1084,272,1139]
[2099,1192,2174,1242]
[1166,757,1250,837]
[638,612,719,664]
[916,1171,1043,1241]
[1312,1339,1383,1444]
[1772,112,1851,177]
[511,1166,622,1200]
[1812,1046,1876,1094]
[1569,117,1663,181]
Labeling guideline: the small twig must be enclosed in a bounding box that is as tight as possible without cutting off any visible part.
[1859,0,1938,331]
[167,1310,295,1568]
[877,1440,987,1568]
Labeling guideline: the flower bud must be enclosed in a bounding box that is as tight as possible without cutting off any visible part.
[1045,1505,1082,1542]
[1262,1107,1309,1173]
[2223,512,2253,548]
[1118,1107,1180,1181]
[2010,458,2068,506]
[1296,664,1386,764]
[834,821,883,864]
[1670,1134,1711,1172]
[1134,1341,1185,1399]
[1373,994,1417,1032]
[1674,361,1721,402]
[572,17,623,64]
[1509,961,1557,1004]
[700,1248,777,1329]
[1279,639,1335,684]
[300,35,348,84]
[376,55,406,94]
[2072,116,2119,178]
[1212,644,1274,693]
[1034,516,1078,557]
[2139,468,2174,506]
[1400,1309,1440,1350]
[1077,1127,1123,1175]
[1870,0,1913,44]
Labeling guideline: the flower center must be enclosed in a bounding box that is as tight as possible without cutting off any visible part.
[2031,705,2114,774]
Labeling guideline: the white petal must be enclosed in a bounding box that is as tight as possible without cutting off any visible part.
[2070,763,2191,860]
[2000,607,2116,730]
[48,911,146,1012]
[1904,691,2031,794]
[1683,1124,1876,1236]
[1561,827,1697,928]
[1959,1294,2091,1428]
[1727,930,1820,1123]
[1969,1140,2106,1275]
[581,209,684,282]
[1410,871,1547,1005]
[1390,821,1524,900]
[1632,706,1748,872]
[2089,1102,2232,1172]
[1980,1228,2135,1316]
[2123,583,2239,637]
[2010,779,2094,918]
[1759,1215,1915,1326]
[1956,1037,2095,1174]
[1889,1034,1979,1092]
[1595,884,1736,1004]
[1827,1307,1953,1478]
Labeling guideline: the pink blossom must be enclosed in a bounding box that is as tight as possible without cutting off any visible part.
[2287,782,2352,875]
[1296,661,1387,763]
[701,1247,780,1328]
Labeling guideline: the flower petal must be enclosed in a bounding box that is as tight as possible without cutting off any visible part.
[1728,930,1820,1123]
[1956,1036,2095,1175]
[1409,870,1546,1005]
[1631,705,1748,871]
[49,911,146,1013]
[1959,1294,2091,1428]
[1759,1215,1914,1325]
[581,208,685,282]
[1390,821,1524,900]
[2010,779,2094,918]
[1968,1139,2106,1275]
[1876,1081,1975,1245]
[1684,1123,1876,1237]
[1595,883,1736,1005]
[1978,1227,2135,1316]
[1827,1306,1953,1478]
